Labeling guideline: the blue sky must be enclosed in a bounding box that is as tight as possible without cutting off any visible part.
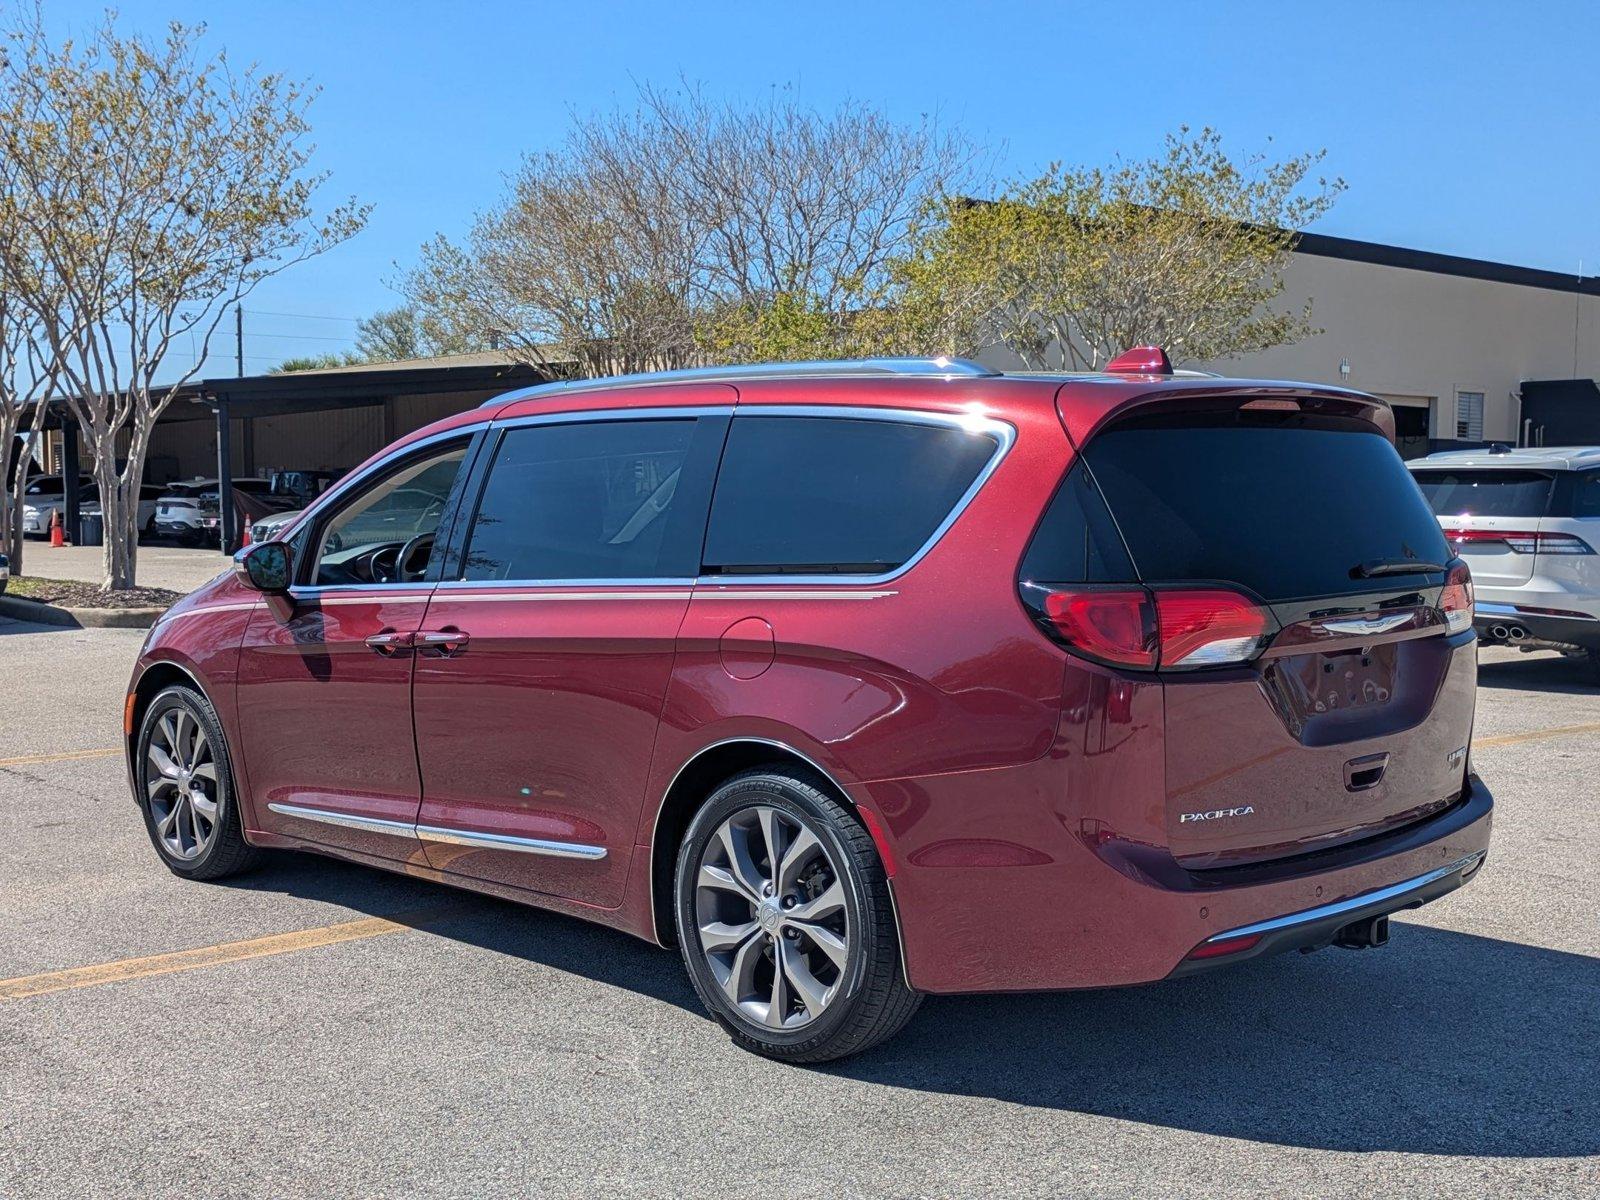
[42,0,1600,373]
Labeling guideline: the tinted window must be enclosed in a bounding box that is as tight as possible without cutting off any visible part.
[704,416,997,574]
[314,445,467,585]
[1411,469,1554,518]
[1571,471,1600,519]
[1020,461,1136,584]
[463,419,704,581]
[1085,418,1450,603]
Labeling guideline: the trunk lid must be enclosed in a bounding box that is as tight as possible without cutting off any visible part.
[1410,467,1557,587]
[1059,395,1472,869]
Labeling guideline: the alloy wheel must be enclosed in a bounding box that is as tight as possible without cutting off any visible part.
[694,804,851,1030]
[145,707,219,861]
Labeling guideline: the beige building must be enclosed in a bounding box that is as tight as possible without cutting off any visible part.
[980,232,1600,458]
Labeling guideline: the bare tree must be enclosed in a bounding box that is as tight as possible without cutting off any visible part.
[891,127,1345,369]
[0,286,57,575]
[400,86,977,374]
[0,12,367,589]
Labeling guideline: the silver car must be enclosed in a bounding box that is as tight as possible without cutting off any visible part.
[1409,446,1600,673]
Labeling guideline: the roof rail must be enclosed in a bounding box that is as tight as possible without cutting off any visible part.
[480,357,999,407]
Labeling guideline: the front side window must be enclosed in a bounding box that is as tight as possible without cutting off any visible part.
[312,443,468,586]
[461,418,705,581]
[703,416,999,575]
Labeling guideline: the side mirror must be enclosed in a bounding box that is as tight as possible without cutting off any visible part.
[232,541,292,593]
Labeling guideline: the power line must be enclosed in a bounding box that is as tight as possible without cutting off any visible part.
[246,331,358,343]
[247,308,363,324]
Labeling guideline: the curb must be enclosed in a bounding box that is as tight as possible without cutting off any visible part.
[0,593,165,629]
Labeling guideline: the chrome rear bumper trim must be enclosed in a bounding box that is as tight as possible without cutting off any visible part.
[1202,851,1487,945]
[266,802,607,860]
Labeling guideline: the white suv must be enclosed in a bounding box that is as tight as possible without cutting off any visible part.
[1409,446,1600,672]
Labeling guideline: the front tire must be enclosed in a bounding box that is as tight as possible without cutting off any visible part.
[135,685,262,880]
[674,768,921,1063]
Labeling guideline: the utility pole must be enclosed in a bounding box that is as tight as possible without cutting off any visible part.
[235,304,244,377]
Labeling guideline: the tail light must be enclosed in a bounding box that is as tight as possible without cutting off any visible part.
[1030,585,1273,671]
[1440,558,1474,634]
[1443,528,1594,555]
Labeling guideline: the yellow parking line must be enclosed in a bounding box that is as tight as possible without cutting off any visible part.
[0,747,121,769]
[0,906,461,1001]
[1473,721,1600,749]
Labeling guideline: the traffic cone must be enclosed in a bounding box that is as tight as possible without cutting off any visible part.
[240,522,252,547]
[48,509,65,548]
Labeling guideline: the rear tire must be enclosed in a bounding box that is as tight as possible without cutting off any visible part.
[135,685,263,881]
[674,768,921,1063]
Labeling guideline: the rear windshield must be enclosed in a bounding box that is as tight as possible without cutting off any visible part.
[1410,469,1554,518]
[1081,415,1450,603]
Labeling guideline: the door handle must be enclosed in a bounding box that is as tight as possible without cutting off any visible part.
[365,630,416,656]
[416,628,469,656]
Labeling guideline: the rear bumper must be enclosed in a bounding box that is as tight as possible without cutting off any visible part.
[1473,602,1600,651]
[875,763,1494,995]
[1166,846,1486,978]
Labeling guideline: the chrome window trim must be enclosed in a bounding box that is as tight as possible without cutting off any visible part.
[267,802,607,860]
[490,404,733,430]
[696,405,1016,587]
[1201,852,1487,945]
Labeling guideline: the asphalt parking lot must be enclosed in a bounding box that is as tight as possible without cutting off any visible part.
[0,619,1596,1198]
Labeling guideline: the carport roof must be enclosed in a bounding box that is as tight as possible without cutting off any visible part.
[29,352,559,427]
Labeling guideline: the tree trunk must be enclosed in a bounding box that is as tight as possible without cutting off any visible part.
[0,405,18,567]
[92,444,138,591]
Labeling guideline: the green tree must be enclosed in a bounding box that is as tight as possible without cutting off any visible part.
[354,303,477,362]
[0,12,367,588]
[890,127,1345,369]
[271,352,362,373]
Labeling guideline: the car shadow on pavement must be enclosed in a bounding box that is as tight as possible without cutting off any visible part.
[1476,651,1597,693]
[217,851,702,1012]
[838,924,1600,1158]
[220,853,1597,1159]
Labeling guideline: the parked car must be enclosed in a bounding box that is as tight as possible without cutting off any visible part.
[126,353,1492,1063]
[248,509,301,544]
[1409,446,1600,674]
[152,477,271,544]
[82,484,166,538]
[19,474,93,536]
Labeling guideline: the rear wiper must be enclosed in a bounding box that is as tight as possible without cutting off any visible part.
[1350,558,1447,579]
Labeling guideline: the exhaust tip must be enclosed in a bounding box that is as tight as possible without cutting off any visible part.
[1489,624,1509,641]
[1508,626,1529,641]
[1333,914,1390,950]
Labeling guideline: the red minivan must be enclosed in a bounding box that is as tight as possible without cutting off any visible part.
[126,353,1492,1062]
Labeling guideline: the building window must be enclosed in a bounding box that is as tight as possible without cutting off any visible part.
[1455,391,1485,441]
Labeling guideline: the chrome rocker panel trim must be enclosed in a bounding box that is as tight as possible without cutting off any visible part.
[266,802,607,860]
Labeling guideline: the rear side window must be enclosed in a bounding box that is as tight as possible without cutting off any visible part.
[703,416,998,575]
[1019,461,1136,584]
[1567,471,1600,518]
[1411,469,1555,517]
[1084,416,1450,603]
[462,418,708,581]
